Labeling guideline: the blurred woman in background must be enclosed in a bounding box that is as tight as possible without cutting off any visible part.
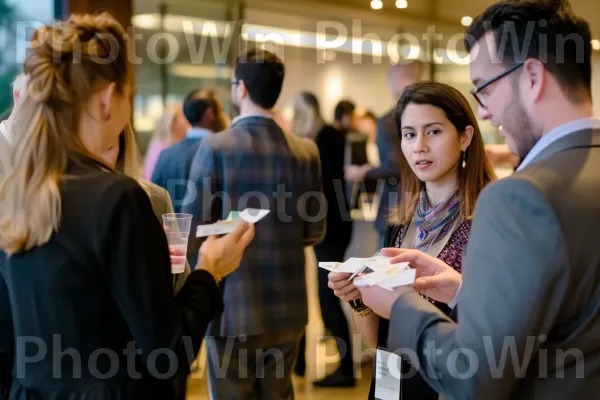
[143,105,189,180]
[0,13,253,399]
[292,91,355,387]
[329,82,496,400]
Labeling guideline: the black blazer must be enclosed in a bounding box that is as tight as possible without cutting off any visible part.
[0,156,222,399]
[315,125,353,245]
[0,268,12,398]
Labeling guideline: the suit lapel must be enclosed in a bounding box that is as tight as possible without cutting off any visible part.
[526,129,600,167]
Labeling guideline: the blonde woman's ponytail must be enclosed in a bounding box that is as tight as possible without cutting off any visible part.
[0,13,132,255]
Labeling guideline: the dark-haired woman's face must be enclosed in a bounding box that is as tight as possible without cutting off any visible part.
[400,103,472,184]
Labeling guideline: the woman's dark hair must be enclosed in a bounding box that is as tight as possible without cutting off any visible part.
[391,81,497,225]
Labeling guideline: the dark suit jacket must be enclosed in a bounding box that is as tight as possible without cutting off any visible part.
[183,116,325,337]
[151,138,203,214]
[315,125,352,245]
[364,109,401,233]
[388,128,600,399]
[0,270,11,398]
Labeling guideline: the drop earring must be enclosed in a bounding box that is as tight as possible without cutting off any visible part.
[462,151,467,169]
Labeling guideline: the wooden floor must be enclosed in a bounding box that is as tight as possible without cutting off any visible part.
[185,362,373,400]
[186,248,374,400]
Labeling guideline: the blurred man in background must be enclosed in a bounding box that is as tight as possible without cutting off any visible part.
[184,49,325,400]
[345,61,425,247]
[151,89,221,213]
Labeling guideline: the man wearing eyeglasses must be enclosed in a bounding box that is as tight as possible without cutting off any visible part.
[354,0,600,399]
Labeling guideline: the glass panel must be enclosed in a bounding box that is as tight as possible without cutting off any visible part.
[132,0,240,154]
[0,0,55,118]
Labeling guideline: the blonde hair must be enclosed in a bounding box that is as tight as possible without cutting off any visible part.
[292,92,323,138]
[0,13,133,255]
[150,107,177,146]
[118,123,142,179]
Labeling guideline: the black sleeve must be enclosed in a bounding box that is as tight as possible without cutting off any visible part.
[95,179,223,374]
[314,130,336,185]
[303,141,326,246]
[0,264,13,395]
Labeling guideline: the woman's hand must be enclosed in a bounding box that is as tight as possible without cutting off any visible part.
[198,222,255,281]
[328,272,361,302]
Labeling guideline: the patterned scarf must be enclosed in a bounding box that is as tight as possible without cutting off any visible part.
[413,188,460,251]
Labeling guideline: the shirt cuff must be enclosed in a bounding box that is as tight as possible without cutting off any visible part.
[448,281,462,309]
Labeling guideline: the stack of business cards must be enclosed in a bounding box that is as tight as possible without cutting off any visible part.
[353,263,415,290]
[196,208,270,237]
[319,255,415,290]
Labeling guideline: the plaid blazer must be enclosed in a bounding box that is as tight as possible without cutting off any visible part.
[184,116,325,337]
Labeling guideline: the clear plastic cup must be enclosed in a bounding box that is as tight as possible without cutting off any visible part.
[162,213,192,274]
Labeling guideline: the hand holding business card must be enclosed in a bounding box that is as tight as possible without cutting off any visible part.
[353,262,416,290]
[196,208,270,238]
[319,253,416,290]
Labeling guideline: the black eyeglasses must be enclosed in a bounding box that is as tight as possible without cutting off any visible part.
[471,62,524,108]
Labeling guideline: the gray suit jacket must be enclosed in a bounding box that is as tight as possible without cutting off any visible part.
[142,180,191,294]
[388,128,600,399]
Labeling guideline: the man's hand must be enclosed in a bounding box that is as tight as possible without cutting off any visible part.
[328,272,361,302]
[357,285,414,319]
[344,164,370,181]
[198,222,256,280]
[381,248,462,304]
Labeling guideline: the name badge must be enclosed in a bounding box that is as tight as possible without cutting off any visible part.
[375,348,402,400]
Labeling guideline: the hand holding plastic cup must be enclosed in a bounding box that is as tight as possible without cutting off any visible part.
[162,213,192,274]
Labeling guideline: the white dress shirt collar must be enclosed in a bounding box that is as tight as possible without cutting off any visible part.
[517,117,600,171]
[231,114,272,126]
[186,127,213,140]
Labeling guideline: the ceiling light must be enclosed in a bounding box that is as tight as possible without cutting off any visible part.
[371,0,383,10]
[396,0,408,8]
[461,16,473,27]
[592,39,600,50]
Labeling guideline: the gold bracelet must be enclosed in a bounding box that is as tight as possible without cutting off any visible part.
[214,273,222,286]
[352,307,372,317]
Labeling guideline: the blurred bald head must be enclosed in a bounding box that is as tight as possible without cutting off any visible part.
[388,60,426,99]
[6,73,29,131]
